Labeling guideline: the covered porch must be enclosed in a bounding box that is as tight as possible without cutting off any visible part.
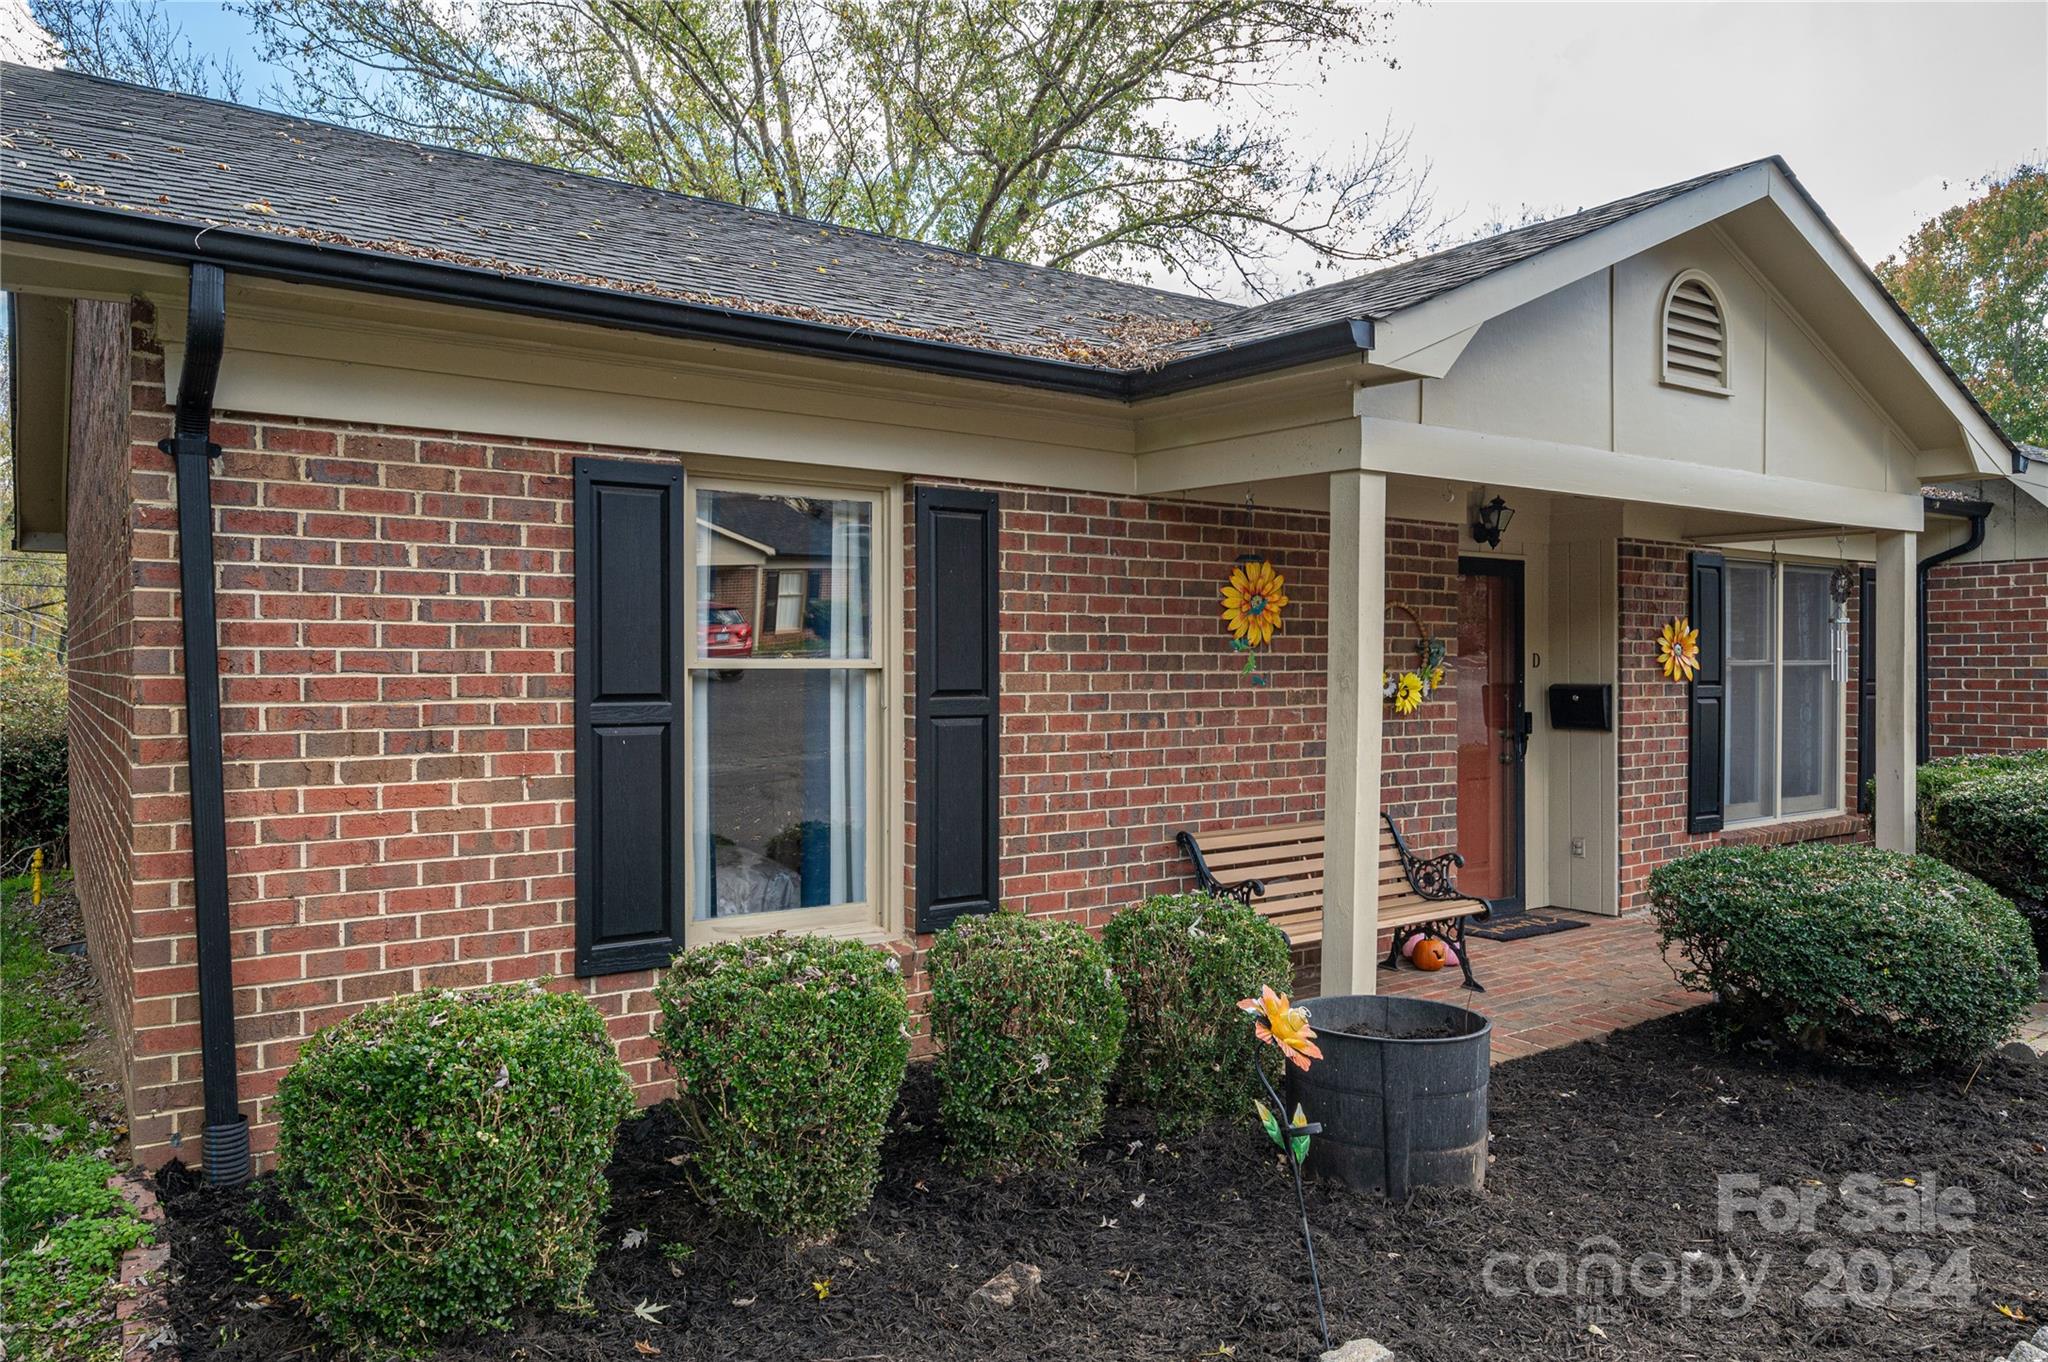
[1159,451,1926,999]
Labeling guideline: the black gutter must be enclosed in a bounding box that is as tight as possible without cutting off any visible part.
[1917,493,1993,765]
[159,263,248,1186]
[0,196,1374,400]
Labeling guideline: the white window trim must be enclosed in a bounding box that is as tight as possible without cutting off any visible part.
[680,469,902,945]
[1721,555,1849,829]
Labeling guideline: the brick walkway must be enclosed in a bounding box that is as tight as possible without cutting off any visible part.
[1373,912,1707,1063]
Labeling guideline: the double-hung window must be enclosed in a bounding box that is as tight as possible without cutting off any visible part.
[685,481,884,938]
[1722,560,1843,824]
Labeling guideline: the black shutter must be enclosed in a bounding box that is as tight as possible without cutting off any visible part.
[573,458,685,975]
[1686,550,1727,834]
[1856,566,1876,813]
[914,486,1001,933]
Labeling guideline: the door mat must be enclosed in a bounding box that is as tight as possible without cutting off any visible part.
[1465,912,1591,943]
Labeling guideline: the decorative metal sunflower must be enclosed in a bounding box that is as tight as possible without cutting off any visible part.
[1657,616,1700,682]
[1221,559,1289,649]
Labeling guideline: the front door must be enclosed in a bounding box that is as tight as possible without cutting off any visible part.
[1455,558,1526,913]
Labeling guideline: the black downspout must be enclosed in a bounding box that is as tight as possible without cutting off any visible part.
[158,264,248,1186]
[1916,495,1993,765]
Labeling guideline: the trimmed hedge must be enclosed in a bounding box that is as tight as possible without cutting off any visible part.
[1916,749,2048,806]
[0,649,67,870]
[928,912,1126,1175]
[1918,752,2048,956]
[656,934,909,1235]
[274,985,634,1349]
[1650,842,2037,1071]
[1103,893,1292,1132]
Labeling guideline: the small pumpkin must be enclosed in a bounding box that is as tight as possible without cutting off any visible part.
[1410,936,1454,972]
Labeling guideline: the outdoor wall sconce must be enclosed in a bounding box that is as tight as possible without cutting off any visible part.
[1471,495,1515,548]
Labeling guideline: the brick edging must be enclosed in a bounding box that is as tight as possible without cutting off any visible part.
[110,1170,173,1361]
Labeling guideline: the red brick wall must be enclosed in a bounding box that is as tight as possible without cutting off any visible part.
[83,301,1474,1167]
[1924,558,2048,756]
[1616,540,1865,913]
[66,300,142,1114]
[897,482,1462,1031]
[91,302,687,1167]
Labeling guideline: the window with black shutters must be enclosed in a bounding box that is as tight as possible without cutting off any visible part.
[575,464,901,973]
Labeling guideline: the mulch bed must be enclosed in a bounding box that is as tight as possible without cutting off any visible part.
[155,1008,2046,1361]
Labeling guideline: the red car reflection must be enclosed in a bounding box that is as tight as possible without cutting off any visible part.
[701,603,755,658]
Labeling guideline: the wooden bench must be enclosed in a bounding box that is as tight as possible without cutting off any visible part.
[1175,813,1493,991]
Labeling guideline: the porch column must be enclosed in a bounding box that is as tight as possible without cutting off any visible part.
[1324,469,1386,995]
[1872,529,1918,852]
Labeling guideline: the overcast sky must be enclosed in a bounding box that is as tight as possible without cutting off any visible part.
[4,1,2042,299]
[1298,1,2046,281]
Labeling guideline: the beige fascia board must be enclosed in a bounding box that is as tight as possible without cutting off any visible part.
[1133,417,1364,496]
[1364,165,1773,369]
[1132,359,1363,455]
[1762,170,2013,476]
[1357,416,1924,532]
[185,343,1141,494]
[0,239,184,300]
[1360,324,1480,379]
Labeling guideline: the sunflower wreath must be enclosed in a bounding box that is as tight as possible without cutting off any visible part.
[1382,602,1448,715]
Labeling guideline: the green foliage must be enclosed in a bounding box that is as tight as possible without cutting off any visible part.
[0,1155,152,1347]
[1649,843,2038,1071]
[273,984,634,1350]
[1,648,69,869]
[1102,893,1292,1132]
[927,911,1126,1175]
[1918,752,2048,956]
[1878,163,2047,446]
[1,879,150,1362]
[656,934,909,1235]
[1916,749,2048,806]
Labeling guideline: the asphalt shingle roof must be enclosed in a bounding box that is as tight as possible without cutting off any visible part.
[2,56,2005,466]
[1195,163,1764,349]
[0,63,1238,367]
[1,63,1769,374]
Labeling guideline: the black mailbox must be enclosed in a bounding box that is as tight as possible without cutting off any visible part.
[1547,683,1613,732]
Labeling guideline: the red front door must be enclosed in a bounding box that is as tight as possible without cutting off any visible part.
[1455,559,1525,908]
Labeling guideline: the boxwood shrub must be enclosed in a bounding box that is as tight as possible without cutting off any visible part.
[656,934,908,1235]
[1649,842,2037,1071]
[928,911,1126,1175]
[1918,752,2048,957]
[274,984,634,1349]
[1103,893,1292,1132]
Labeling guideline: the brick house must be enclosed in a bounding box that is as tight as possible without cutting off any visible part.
[3,66,2038,1180]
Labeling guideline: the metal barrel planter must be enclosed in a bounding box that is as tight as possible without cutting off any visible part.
[1286,995,1490,1199]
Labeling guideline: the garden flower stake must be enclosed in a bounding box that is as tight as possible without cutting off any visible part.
[1237,986,1330,1347]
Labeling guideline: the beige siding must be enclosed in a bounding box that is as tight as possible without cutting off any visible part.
[1372,225,1915,503]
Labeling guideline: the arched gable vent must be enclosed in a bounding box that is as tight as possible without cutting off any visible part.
[1660,269,1730,395]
